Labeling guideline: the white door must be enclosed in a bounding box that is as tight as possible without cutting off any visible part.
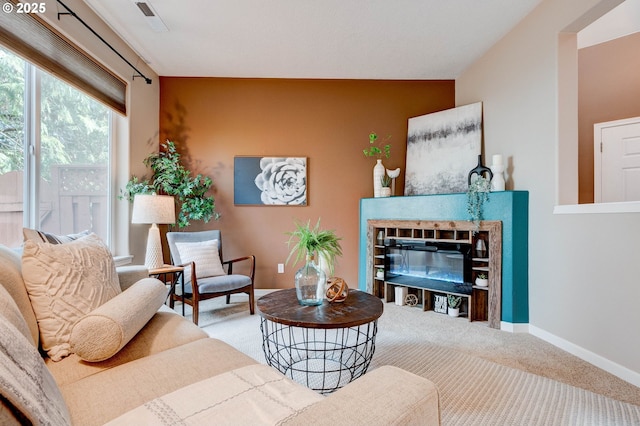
[594,117,640,203]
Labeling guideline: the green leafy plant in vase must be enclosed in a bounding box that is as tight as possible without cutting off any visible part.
[475,273,488,287]
[121,140,219,228]
[363,132,392,197]
[286,218,343,306]
[380,175,392,197]
[447,294,462,317]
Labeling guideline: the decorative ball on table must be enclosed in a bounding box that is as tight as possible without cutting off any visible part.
[325,277,349,303]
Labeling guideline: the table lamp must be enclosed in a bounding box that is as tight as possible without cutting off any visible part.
[132,193,176,269]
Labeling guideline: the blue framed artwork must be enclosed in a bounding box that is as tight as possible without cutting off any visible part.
[234,157,307,205]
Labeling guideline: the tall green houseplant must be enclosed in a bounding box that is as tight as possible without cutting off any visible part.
[122,140,219,228]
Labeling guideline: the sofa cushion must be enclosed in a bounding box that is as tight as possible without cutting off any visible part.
[0,303,71,426]
[70,278,167,362]
[21,234,121,361]
[46,308,208,386]
[59,338,257,426]
[22,227,89,244]
[175,239,225,280]
[0,245,39,346]
[105,364,323,425]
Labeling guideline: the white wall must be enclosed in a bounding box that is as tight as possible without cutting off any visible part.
[456,0,640,386]
[40,0,159,261]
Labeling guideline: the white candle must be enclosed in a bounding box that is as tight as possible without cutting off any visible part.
[492,154,503,166]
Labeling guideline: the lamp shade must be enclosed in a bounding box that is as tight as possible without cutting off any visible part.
[131,194,176,225]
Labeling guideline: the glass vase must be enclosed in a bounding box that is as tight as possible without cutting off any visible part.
[294,254,326,306]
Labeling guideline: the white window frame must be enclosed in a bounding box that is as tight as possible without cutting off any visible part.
[19,60,114,247]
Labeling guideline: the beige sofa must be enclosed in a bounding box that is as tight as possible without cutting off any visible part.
[0,244,440,425]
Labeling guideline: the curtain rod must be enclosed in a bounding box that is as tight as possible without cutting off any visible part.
[56,0,152,84]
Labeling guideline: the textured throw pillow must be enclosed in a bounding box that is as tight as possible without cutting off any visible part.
[21,233,121,361]
[70,278,167,362]
[22,227,90,244]
[175,239,225,280]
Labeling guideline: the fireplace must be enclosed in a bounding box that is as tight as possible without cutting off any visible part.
[385,239,472,294]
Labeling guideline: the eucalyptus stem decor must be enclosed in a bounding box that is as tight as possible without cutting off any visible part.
[466,176,490,231]
[121,140,219,228]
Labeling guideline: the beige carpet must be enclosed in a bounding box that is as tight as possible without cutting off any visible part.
[176,291,640,425]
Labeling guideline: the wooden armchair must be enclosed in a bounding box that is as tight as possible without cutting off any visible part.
[166,230,255,325]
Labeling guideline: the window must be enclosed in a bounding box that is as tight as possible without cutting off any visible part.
[0,46,111,248]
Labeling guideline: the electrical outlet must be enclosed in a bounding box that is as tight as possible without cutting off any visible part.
[277,263,285,274]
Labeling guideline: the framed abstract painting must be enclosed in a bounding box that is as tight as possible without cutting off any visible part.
[234,156,307,205]
[404,102,482,195]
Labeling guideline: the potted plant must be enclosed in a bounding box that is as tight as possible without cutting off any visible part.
[362,132,392,159]
[286,218,343,306]
[363,132,392,198]
[121,140,219,228]
[447,294,462,317]
[376,268,385,279]
[466,176,490,231]
[475,273,488,287]
[380,175,392,197]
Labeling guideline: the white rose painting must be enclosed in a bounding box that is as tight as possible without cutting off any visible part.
[234,156,307,205]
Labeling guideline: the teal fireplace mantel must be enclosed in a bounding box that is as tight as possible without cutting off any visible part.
[359,191,529,325]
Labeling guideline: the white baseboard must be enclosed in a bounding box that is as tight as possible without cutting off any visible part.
[529,325,640,388]
[500,321,529,333]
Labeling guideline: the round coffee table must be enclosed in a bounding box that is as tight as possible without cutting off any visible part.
[257,288,383,394]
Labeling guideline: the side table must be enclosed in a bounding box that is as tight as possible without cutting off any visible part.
[148,264,185,315]
[257,288,383,394]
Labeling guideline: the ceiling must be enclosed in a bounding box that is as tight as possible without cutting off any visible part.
[82,0,543,80]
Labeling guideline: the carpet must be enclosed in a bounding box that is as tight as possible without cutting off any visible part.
[179,291,640,426]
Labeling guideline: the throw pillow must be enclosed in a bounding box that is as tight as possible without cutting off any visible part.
[70,278,167,362]
[21,233,121,361]
[22,228,89,244]
[175,239,225,280]
[0,304,71,425]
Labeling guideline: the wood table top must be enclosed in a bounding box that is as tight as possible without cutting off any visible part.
[256,288,383,329]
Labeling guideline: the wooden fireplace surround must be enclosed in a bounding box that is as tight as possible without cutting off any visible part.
[366,219,502,329]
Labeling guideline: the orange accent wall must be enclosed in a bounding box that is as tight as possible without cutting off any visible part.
[159,78,454,289]
[578,32,640,203]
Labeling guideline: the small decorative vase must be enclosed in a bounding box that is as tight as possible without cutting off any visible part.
[467,154,493,185]
[490,154,505,191]
[475,238,487,258]
[294,254,326,306]
[380,187,391,197]
[373,159,385,197]
[448,307,460,317]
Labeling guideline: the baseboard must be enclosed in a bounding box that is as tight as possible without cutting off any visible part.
[529,325,640,388]
[500,321,529,333]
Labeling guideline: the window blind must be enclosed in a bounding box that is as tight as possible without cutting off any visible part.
[0,1,127,115]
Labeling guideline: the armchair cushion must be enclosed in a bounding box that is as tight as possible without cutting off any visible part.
[183,274,252,295]
[174,239,225,279]
[70,278,167,362]
[21,234,121,361]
